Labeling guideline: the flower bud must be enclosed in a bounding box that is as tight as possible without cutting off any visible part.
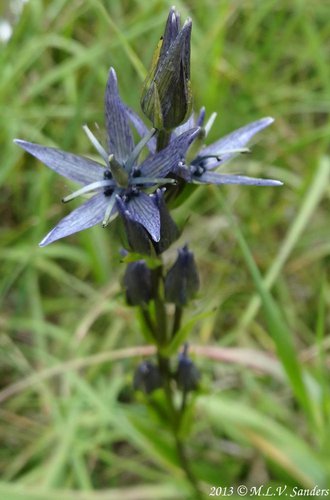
[176,346,200,392]
[123,260,155,306]
[141,7,192,130]
[165,245,200,305]
[133,361,163,394]
[116,195,154,255]
[152,188,180,254]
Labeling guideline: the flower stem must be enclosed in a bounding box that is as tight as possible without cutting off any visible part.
[152,261,203,498]
[157,352,203,499]
[156,129,171,150]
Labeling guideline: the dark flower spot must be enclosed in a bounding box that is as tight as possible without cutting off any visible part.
[191,164,206,177]
[103,169,114,196]
[122,187,140,203]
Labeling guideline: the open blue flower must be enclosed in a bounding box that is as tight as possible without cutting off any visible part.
[172,109,282,187]
[14,68,199,247]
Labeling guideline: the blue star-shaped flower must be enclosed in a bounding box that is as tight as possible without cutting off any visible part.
[14,68,199,246]
[172,109,282,187]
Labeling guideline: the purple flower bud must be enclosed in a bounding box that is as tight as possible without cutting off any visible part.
[153,188,180,254]
[133,361,163,394]
[165,245,200,305]
[123,260,155,306]
[176,345,200,392]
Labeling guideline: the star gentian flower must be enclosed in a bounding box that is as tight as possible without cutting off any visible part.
[173,109,283,187]
[14,68,199,247]
[141,6,192,129]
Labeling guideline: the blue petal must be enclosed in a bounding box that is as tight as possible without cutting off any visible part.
[104,68,134,164]
[14,140,105,185]
[39,193,116,246]
[124,192,160,242]
[195,171,283,186]
[124,105,156,153]
[197,117,274,170]
[140,127,200,178]
[173,108,205,137]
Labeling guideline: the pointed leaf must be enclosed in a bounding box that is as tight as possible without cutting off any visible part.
[14,140,105,185]
[104,68,134,163]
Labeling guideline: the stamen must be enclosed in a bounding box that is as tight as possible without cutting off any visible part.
[130,176,177,186]
[102,193,117,227]
[83,125,109,164]
[204,112,217,136]
[199,147,251,162]
[62,180,115,203]
[125,128,157,173]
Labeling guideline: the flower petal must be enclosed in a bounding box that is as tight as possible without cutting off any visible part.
[140,127,200,178]
[197,117,274,170]
[124,106,156,153]
[124,192,160,242]
[195,171,283,186]
[39,193,116,246]
[104,68,134,164]
[14,140,105,185]
[152,189,180,253]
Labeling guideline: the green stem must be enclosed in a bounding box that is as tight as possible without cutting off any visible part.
[156,129,171,151]
[140,307,157,341]
[171,305,183,339]
[153,262,202,498]
[157,354,203,499]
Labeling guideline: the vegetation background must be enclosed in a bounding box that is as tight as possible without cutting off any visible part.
[0,0,329,498]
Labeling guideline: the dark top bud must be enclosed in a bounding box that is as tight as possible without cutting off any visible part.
[141,8,192,130]
[165,244,200,306]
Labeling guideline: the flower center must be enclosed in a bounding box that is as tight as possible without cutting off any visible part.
[191,164,206,177]
[122,187,140,203]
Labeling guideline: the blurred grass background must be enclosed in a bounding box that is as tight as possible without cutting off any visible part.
[1,0,330,498]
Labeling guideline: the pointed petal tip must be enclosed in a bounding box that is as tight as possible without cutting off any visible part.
[272,179,283,186]
[263,116,275,126]
[107,67,118,87]
[39,235,50,247]
[13,138,28,147]
[182,18,192,33]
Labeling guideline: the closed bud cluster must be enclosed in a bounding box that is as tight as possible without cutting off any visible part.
[133,360,163,394]
[165,244,200,306]
[141,7,192,130]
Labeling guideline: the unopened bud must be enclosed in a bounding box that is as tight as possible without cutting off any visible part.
[141,8,192,130]
[123,260,155,306]
[176,346,200,392]
[133,361,163,394]
[165,245,200,305]
[153,188,180,254]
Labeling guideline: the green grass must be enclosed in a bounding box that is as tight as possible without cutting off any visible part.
[1,0,330,498]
